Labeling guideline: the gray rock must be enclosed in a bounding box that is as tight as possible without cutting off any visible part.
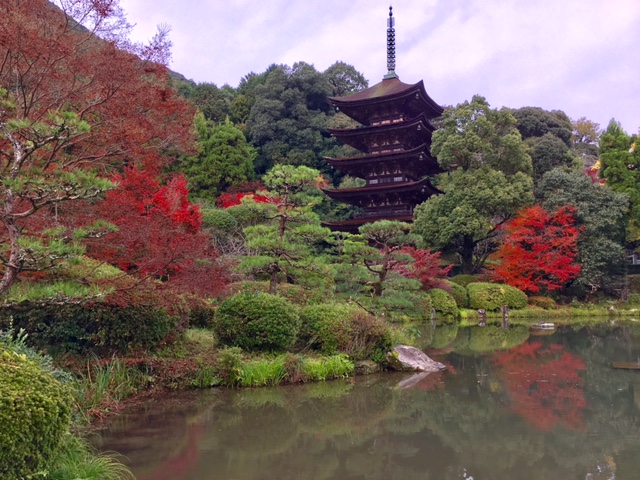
[386,345,447,372]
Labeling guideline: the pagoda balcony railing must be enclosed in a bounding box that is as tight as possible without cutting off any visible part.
[362,206,413,218]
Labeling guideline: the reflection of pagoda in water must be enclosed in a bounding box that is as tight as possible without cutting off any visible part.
[322,6,444,232]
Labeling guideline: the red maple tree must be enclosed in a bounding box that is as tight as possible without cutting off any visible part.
[86,168,229,298]
[0,0,196,292]
[490,205,582,293]
[397,247,453,290]
[491,342,587,431]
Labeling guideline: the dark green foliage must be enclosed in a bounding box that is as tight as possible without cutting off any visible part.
[181,114,256,201]
[537,168,628,292]
[466,325,530,353]
[467,282,509,311]
[299,303,407,361]
[426,288,460,319]
[188,305,216,329]
[501,284,528,309]
[214,292,301,352]
[0,303,177,354]
[525,133,575,182]
[230,281,319,306]
[511,107,573,146]
[451,274,481,287]
[443,280,469,308]
[528,296,557,309]
[0,350,72,479]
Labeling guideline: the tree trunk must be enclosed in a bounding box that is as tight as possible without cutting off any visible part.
[460,235,475,274]
[0,190,20,294]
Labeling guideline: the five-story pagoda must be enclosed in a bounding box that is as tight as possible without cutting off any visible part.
[322,6,444,232]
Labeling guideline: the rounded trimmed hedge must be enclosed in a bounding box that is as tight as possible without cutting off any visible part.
[502,284,528,309]
[214,292,301,352]
[451,274,480,287]
[467,283,528,311]
[0,350,72,479]
[443,280,469,308]
[426,288,460,319]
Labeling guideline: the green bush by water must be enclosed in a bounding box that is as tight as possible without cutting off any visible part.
[467,282,527,311]
[0,349,72,479]
[443,280,469,308]
[214,292,301,352]
[426,288,460,319]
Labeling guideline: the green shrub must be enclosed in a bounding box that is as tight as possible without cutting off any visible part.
[214,292,301,352]
[299,303,409,361]
[0,303,177,354]
[443,280,468,308]
[451,274,480,287]
[467,283,508,311]
[502,284,528,309]
[0,349,72,479]
[201,207,238,232]
[529,296,557,309]
[427,288,460,319]
[229,281,317,306]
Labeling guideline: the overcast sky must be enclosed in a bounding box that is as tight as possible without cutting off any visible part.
[119,0,640,134]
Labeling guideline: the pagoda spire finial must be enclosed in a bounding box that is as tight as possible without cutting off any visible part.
[384,5,398,79]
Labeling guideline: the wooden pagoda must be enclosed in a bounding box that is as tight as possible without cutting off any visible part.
[322,6,444,232]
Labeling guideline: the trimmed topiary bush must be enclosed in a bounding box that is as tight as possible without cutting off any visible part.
[467,282,504,311]
[501,284,528,309]
[529,296,558,309]
[201,207,238,232]
[299,303,410,361]
[0,350,72,480]
[214,292,301,352]
[451,274,480,287]
[426,288,460,319]
[442,280,469,308]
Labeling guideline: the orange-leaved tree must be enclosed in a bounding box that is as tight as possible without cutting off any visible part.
[490,204,582,293]
[0,0,195,294]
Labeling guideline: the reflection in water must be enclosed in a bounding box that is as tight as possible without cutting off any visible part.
[94,324,640,480]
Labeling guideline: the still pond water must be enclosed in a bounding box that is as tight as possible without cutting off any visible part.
[93,323,640,480]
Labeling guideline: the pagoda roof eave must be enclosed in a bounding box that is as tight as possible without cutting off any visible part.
[323,143,442,172]
[330,78,444,119]
[328,113,435,137]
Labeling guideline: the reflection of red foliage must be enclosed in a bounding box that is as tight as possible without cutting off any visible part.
[491,342,586,431]
[147,423,204,480]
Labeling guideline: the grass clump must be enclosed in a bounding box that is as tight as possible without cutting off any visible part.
[301,354,354,381]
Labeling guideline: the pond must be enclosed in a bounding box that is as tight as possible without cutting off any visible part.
[92,323,640,479]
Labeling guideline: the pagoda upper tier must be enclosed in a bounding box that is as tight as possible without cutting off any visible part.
[329,77,443,126]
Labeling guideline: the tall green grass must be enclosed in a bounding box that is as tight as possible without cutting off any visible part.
[236,356,287,387]
[301,354,354,381]
[75,357,149,412]
[47,434,134,480]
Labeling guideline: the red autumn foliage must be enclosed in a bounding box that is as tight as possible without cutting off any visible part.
[0,0,196,292]
[397,247,453,289]
[490,205,582,294]
[216,191,276,209]
[490,342,587,431]
[86,168,229,298]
